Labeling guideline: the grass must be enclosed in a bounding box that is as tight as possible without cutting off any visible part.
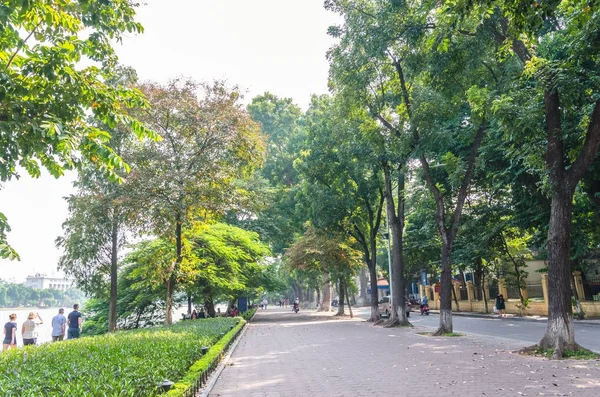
[528,347,600,360]
[416,331,464,337]
[0,317,240,396]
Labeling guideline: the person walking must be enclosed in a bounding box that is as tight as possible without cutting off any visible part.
[21,312,43,346]
[495,294,506,317]
[2,313,17,351]
[67,304,83,339]
[51,308,67,342]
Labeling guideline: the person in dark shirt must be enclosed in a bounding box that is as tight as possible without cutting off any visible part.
[198,308,206,318]
[67,304,83,339]
[3,313,17,351]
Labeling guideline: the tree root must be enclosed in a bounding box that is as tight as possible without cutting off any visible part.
[520,342,593,359]
[383,318,412,328]
[432,326,451,336]
[373,318,385,326]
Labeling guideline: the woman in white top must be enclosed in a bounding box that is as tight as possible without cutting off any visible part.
[22,312,43,346]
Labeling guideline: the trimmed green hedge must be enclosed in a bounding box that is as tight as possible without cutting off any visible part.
[0,318,239,397]
[165,319,246,397]
[242,307,257,321]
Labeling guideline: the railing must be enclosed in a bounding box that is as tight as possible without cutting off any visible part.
[180,323,245,397]
[459,287,468,301]
[526,283,544,299]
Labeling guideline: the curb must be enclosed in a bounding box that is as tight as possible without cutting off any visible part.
[429,310,600,327]
[199,319,250,397]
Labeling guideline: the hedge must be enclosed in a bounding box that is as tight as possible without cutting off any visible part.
[0,317,238,397]
[164,318,246,397]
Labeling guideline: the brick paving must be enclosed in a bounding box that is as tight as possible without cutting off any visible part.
[208,307,600,396]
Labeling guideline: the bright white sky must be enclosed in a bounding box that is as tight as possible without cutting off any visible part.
[0,0,340,283]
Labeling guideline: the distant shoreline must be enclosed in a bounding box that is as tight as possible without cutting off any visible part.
[0,306,62,311]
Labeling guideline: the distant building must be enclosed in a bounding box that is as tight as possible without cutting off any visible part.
[25,274,74,290]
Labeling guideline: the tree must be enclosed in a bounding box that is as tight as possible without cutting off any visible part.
[128,79,265,324]
[295,95,386,321]
[235,93,307,254]
[284,226,362,317]
[0,0,155,255]
[56,67,142,333]
[186,222,271,316]
[447,0,600,356]
[327,0,500,333]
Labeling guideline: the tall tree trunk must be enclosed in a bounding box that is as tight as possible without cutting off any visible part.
[436,242,454,335]
[336,278,346,316]
[108,215,119,333]
[359,267,367,303]
[535,92,600,356]
[319,273,332,312]
[316,285,321,309]
[368,259,380,322]
[345,282,354,318]
[539,190,577,357]
[166,218,183,325]
[205,295,216,317]
[383,165,409,327]
[187,294,192,315]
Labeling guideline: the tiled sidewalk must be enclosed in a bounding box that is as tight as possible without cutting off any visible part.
[208,307,600,396]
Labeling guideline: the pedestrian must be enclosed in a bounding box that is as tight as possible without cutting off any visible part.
[51,308,67,342]
[22,312,43,346]
[495,294,506,317]
[67,303,83,339]
[2,313,17,351]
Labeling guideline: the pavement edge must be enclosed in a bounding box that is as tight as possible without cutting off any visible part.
[199,319,251,397]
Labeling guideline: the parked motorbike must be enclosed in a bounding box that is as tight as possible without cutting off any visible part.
[420,303,430,315]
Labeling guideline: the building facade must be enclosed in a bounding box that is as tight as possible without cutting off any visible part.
[25,274,74,290]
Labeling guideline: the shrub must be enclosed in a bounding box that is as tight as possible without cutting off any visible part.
[241,307,257,321]
[165,319,246,397]
[0,318,239,397]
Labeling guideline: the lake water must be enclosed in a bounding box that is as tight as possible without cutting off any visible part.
[0,307,62,345]
[0,305,228,345]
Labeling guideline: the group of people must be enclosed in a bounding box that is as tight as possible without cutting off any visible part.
[278,299,289,307]
[190,308,207,319]
[2,304,83,351]
[226,305,239,317]
[259,299,268,310]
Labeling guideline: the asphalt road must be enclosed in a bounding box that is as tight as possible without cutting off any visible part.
[357,308,600,353]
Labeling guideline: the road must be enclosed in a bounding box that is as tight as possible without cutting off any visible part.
[356,308,600,353]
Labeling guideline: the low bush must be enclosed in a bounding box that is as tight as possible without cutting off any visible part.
[0,317,239,397]
[241,307,257,321]
[165,319,245,397]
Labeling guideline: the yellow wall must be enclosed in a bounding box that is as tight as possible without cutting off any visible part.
[428,298,600,318]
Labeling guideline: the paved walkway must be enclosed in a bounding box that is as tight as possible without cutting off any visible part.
[208,307,600,396]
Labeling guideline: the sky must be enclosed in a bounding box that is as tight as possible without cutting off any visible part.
[0,0,341,283]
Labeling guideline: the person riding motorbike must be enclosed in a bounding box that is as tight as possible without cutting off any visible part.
[293,298,300,312]
[420,295,429,312]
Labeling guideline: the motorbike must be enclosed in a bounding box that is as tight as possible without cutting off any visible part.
[293,303,299,313]
[420,303,430,315]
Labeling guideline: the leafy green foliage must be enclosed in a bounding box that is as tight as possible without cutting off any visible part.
[0,1,157,256]
[0,317,239,397]
[186,222,272,304]
[0,281,85,308]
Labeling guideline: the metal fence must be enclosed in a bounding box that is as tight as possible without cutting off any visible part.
[526,283,544,299]
[180,321,245,397]
[583,275,600,300]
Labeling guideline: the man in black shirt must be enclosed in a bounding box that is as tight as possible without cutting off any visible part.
[67,304,83,339]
